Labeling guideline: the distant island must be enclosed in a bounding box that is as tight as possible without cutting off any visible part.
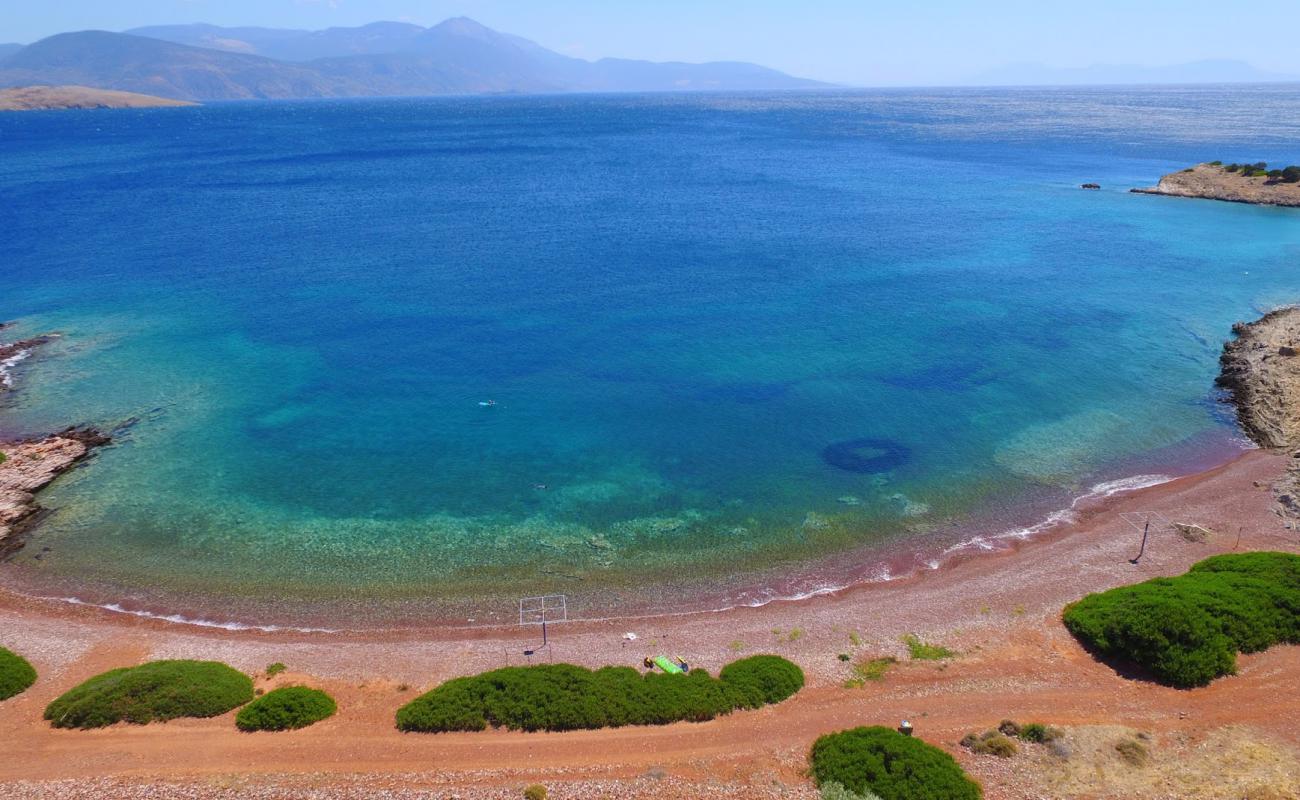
[0,18,829,102]
[1132,162,1300,207]
[0,85,196,111]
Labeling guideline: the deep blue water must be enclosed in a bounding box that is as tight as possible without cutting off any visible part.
[2,87,1299,626]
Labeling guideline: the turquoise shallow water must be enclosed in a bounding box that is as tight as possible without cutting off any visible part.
[2,87,1299,626]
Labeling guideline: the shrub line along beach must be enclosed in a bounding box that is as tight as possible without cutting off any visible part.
[2,305,1300,796]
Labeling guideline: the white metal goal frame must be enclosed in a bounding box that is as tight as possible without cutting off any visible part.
[518,594,568,649]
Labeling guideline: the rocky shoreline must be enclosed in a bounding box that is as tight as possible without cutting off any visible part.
[1217,307,1300,450]
[0,326,110,555]
[1132,162,1300,207]
[1217,306,1300,520]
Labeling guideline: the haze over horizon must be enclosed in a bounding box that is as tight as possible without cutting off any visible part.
[6,0,1300,87]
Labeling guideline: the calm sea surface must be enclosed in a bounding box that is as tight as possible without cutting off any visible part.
[2,87,1299,627]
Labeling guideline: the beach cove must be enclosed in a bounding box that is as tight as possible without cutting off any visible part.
[3,86,1300,799]
[3,88,1300,626]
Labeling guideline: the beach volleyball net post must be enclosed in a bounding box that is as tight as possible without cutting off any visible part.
[1121,511,1171,565]
[518,594,567,659]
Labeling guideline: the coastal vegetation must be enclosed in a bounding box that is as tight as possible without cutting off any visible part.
[395,655,804,733]
[960,729,1017,758]
[903,634,955,661]
[961,720,1064,757]
[1221,162,1300,181]
[44,660,254,729]
[235,686,337,732]
[0,646,37,701]
[844,656,897,688]
[1062,552,1300,688]
[809,726,982,800]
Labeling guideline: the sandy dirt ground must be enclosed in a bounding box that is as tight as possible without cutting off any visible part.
[1,449,1298,799]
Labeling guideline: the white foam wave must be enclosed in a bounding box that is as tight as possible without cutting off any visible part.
[42,595,339,633]
[0,347,31,388]
[942,472,1173,556]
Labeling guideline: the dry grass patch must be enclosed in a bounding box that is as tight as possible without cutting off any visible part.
[971,724,1300,800]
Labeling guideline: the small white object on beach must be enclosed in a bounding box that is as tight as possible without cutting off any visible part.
[623,632,638,641]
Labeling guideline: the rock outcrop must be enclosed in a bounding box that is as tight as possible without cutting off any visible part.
[1217,308,1300,450]
[1132,163,1300,207]
[0,428,109,553]
[1217,308,1300,522]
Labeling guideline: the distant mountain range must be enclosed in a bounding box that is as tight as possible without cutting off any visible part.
[974,59,1298,86]
[0,18,829,101]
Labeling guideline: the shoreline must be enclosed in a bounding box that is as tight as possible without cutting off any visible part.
[0,433,1245,634]
[1,438,1295,798]
[0,315,1265,634]
[3,314,1300,797]
[0,443,1276,641]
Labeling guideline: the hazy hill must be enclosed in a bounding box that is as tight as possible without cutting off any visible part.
[126,21,428,62]
[0,31,357,101]
[975,58,1298,86]
[0,44,23,60]
[0,17,827,100]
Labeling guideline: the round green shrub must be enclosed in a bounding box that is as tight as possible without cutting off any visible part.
[718,654,805,708]
[0,646,37,701]
[44,659,254,729]
[396,655,803,733]
[811,726,982,800]
[1062,552,1300,688]
[236,686,336,732]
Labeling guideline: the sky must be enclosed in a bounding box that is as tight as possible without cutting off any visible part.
[5,0,1300,86]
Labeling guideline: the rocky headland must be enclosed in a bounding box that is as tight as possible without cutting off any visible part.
[1132,162,1300,207]
[1217,307,1300,518]
[0,85,197,112]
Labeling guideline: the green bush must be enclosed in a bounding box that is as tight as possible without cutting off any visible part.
[523,785,547,800]
[717,654,805,706]
[44,660,254,729]
[0,646,37,701]
[810,726,982,800]
[1062,552,1300,688]
[235,686,336,732]
[395,655,803,733]
[265,662,287,678]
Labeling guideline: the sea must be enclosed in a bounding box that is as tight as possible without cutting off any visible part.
[2,86,1299,629]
